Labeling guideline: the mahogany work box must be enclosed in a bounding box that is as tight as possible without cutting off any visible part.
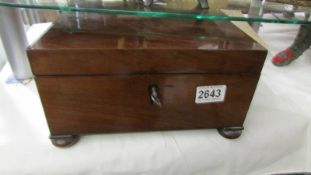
[27,14,267,147]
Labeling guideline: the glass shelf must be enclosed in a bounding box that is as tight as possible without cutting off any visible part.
[0,0,310,24]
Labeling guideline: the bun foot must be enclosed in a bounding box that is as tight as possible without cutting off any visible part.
[217,126,244,139]
[50,135,80,148]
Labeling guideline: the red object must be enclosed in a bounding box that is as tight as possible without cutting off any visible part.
[272,49,295,66]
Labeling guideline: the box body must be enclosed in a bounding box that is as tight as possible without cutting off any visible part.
[27,14,267,136]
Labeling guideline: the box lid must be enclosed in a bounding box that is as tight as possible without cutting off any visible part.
[27,13,267,76]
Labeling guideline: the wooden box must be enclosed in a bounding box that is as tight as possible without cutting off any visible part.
[27,14,267,147]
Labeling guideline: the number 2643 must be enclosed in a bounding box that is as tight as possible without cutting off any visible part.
[198,89,221,99]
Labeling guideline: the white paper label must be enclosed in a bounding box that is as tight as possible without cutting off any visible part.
[195,85,227,104]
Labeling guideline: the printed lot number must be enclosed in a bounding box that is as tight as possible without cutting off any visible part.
[195,85,227,104]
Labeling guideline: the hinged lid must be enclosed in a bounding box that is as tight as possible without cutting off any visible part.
[27,13,267,76]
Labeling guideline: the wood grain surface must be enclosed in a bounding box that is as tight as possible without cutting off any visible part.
[28,13,267,136]
[36,74,259,135]
[27,13,266,76]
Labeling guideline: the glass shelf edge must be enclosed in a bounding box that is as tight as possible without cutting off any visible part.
[0,2,310,24]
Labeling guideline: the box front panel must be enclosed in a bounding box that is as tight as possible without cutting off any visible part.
[36,74,259,135]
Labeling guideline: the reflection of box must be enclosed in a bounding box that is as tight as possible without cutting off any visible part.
[27,13,267,147]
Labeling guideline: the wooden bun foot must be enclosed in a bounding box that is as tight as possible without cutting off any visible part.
[217,126,244,139]
[50,135,80,148]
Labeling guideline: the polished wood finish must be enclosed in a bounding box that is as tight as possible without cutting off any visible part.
[36,74,259,135]
[28,14,266,76]
[217,126,244,139]
[28,49,266,75]
[50,135,80,147]
[27,13,267,139]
